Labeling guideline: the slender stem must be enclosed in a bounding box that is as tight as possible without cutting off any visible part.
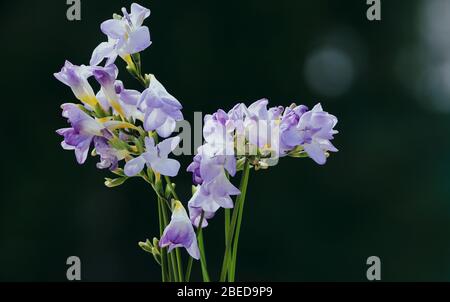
[159,196,178,282]
[229,160,251,281]
[157,199,168,282]
[176,248,184,282]
[184,256,193,282]
[219,160,251,282]
[224,208,231,282]
[198,228,211,282]
[185,212,205,281]
[224,209,230,244]
[169,250,179,282]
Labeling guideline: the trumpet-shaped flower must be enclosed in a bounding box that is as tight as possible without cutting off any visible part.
[140,75,183,137]
[90,3,151,66]
[281,103,338,165]
[92,64,127,117]
[159,201,200,259]
[188,201,216,228]
[54,61,98,108]
[56,103,105,164]
[124,136,181,177]
[95,80,144,121]
[188,171,240,212]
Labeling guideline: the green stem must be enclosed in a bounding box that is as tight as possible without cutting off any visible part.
[224,208,231,282]
[219,160,251,282]
[157,199,168,282]
[185,212,205,281]
[159,196,178,282]
[198,228,211,282]
[229,160,251,281]
[224,209,230,244]
[176,248,184,282]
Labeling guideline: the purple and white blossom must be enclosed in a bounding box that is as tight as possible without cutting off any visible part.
[140,75,183,138]
[188,202,216,228]
[94,137,128,170]
[124,136,181,177]
[90,3,151,66]
[188,172,240,212]
[54,61,98,108]
[280,103,338,165]
[186,110,241,227]
[56,103,106,164]
[159,201,200,260]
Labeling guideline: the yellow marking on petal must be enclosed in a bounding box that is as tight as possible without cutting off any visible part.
[80,95,98,107]
[173,200,183,211]
[108,99,126,118]
[104,121,139,131]
[97,117,113,123]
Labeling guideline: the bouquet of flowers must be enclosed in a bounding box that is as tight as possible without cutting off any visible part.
[55,3,339,282]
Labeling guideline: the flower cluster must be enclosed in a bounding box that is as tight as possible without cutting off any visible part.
[55,3,340,281]
[55,4,182,176]
[187,99,338,228]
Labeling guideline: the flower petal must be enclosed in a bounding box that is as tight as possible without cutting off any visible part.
[124,155,146,176]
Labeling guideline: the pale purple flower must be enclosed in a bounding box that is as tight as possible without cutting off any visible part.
[281,103,338,165]
[140,75,183,138]
[159,201,200,259]
[94,137,127,170]
[203,110,235,157]
[92,64,129,117]
[241,99,283,149]
[188,171,240,212]
[279,105,308,155]
[54,61,98,108]
[188,202,215,229]
[124,136,181,177]
[90,3,151,66]
[56,103,105,164]
[96,80,144,121]
[186,154,203,185]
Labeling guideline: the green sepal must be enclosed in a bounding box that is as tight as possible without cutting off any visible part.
[236,157,246,171]
[104,177,128,188]
[111,168,126,177]
[109,137,129,150]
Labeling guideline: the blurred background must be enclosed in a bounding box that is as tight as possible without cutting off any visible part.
[1,0,450,281]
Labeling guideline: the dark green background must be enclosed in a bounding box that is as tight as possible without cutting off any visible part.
[1,0,450,281]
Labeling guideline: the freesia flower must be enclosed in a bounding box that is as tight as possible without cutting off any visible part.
[54,61,98,108]
[281,103,338,165]
[95,80,144,121]
[140,75,183,137]
[92,64,128,117]
[188,171,240,212]
[94,137,128,170]
[188,202,216,228]
[124,136,181,177]
[56,103,106,164]
[90,3,151,66]
[159,201,200,259]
